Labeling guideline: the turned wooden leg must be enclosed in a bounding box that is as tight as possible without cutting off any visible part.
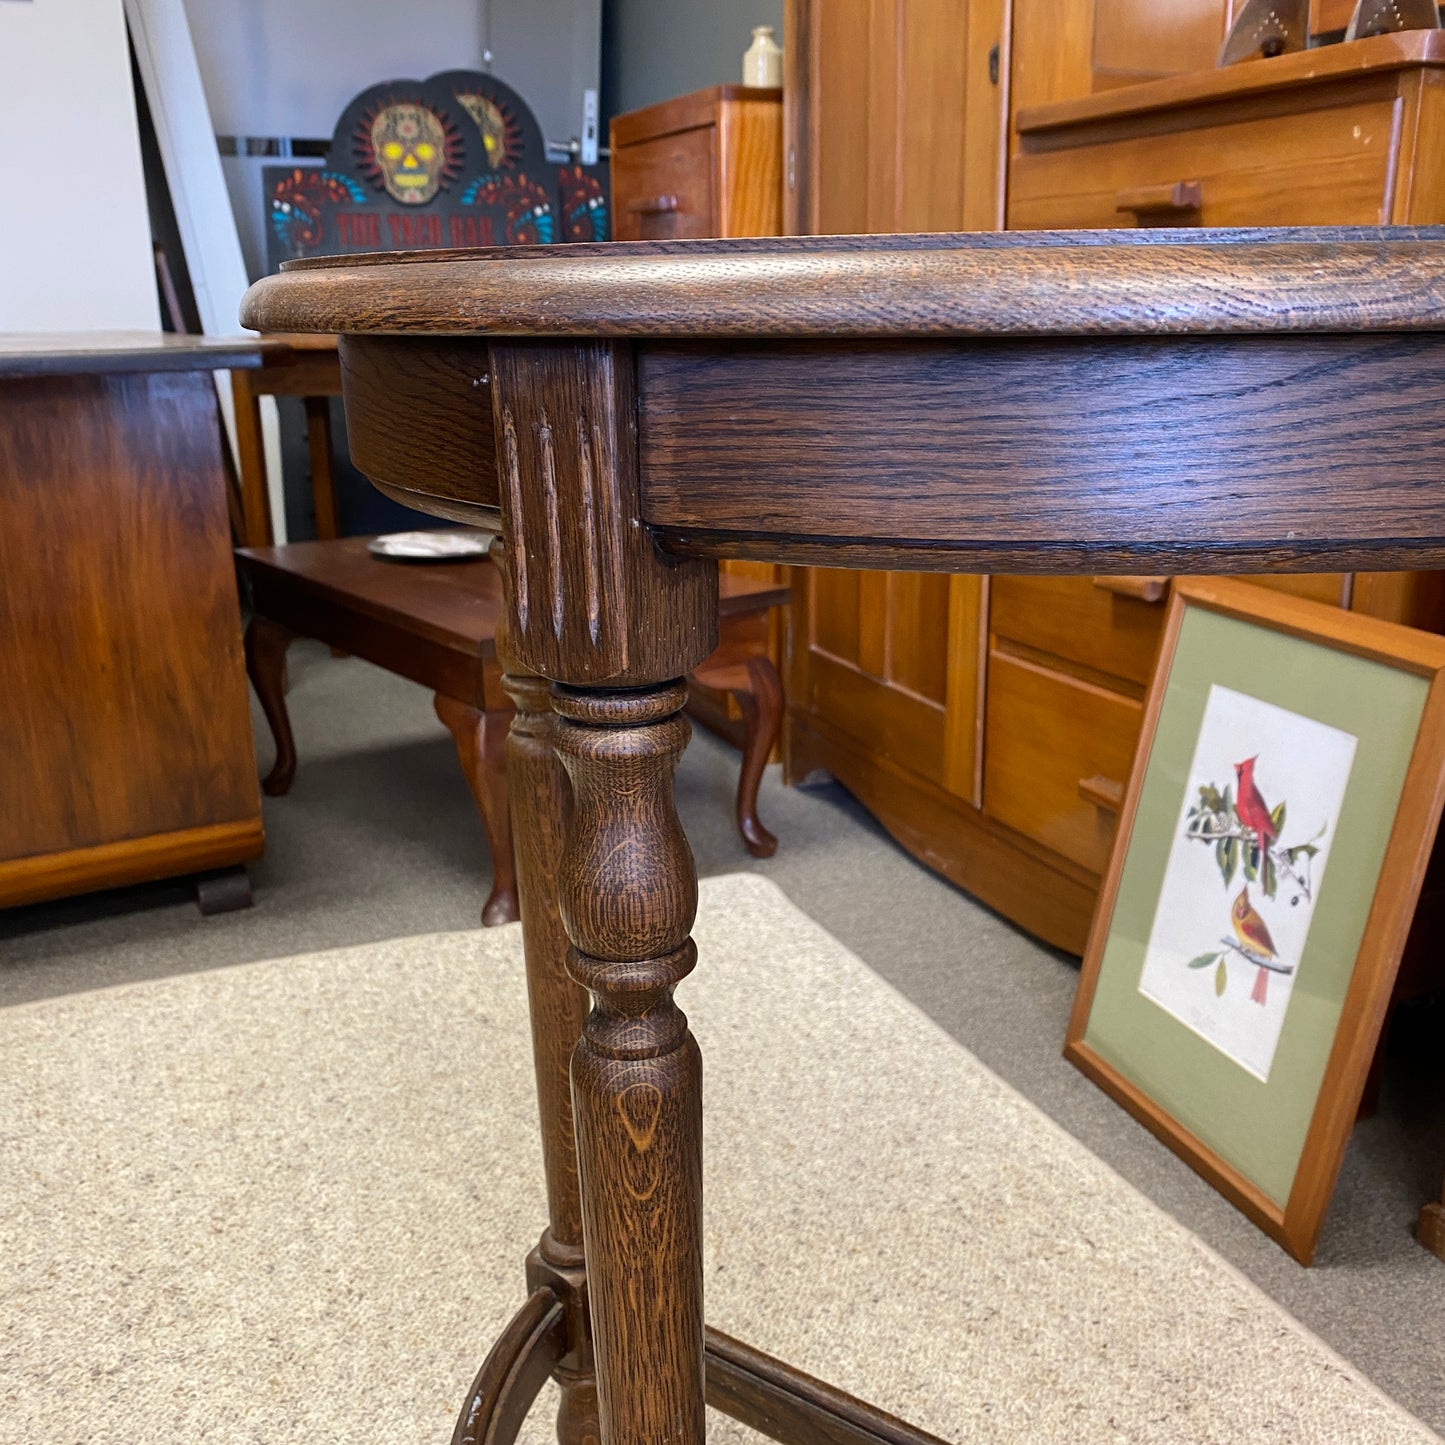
[451,555,600,1445]
[555,681,705,1445]
[434,693,520,928]
[1420,1177,1445,1262]
[733,653,783,859]
[482,339,714,1445]
[231,371,273,547]
[244,615,297,796]
[304,395,342,541]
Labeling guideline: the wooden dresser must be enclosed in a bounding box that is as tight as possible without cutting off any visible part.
[611,85,786,747]
[1010,31,1445,230]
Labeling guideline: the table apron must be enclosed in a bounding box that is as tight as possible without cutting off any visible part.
[635,335,1445,574]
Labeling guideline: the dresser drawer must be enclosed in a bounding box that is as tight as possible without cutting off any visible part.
[992,576,1167,690]
[611,126,718,240]
[984,651,1142,875]
[1009,94,1399,230]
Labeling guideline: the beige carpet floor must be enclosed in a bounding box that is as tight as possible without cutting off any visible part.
[1,873,1434,1444]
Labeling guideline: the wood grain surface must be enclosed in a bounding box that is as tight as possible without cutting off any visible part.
[488,341,716,686]
[637,335,1445,572]
[0,370,261,904]
[555,683,705,1445]
[242,228,1445,340]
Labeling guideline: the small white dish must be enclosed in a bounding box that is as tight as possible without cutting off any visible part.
[367,530,496,562]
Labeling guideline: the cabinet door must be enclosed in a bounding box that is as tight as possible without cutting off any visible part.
[791,568,983,799]
[787,0,1002,235]
[783,0,1002,801]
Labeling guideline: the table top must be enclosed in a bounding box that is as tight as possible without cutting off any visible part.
[242,227,1445,340]
[238,229,1445,580]
[0,331,266,378]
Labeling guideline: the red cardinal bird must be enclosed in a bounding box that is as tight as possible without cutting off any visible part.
[1233,756,1277,851]
[1232,886,1277,1005]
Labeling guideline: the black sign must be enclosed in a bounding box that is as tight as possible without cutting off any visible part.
[263,70,607,270]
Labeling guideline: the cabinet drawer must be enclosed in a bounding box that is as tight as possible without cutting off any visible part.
[992,576,1167,690]
[991,574,1348,689]
[1009,95,1399,230]
[984,651,1142,875]
[611,126,717,240]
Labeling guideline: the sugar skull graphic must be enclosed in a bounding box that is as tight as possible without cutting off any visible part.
[454,91,524,170]
[464,173,555,244]
[269,169,366,252]
[356,101,462,205]
[558,165,608,242]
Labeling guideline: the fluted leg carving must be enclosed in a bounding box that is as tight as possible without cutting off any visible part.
[554,681,705,1445]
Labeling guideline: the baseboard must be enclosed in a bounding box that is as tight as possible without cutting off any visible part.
[0,817,265,909]
[786,714,1097,955]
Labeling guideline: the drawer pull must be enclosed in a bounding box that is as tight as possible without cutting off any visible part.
[1078,775,1125,814]
[1092,575,1170,604]
[626,194,681,215]
[1116,181,1202,218]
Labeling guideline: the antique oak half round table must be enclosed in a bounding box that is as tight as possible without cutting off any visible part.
[242,229,1445,1445]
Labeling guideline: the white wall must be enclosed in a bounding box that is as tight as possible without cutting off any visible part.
[603,0,783,120]
[183,0,597,146]
[0,0,159,331]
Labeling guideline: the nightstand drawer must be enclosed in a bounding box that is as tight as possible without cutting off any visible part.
[1009,94,1399,230]
[611,125,717,240]
[984,651,1142,876]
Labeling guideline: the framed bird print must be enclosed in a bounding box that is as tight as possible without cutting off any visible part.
[1066,578,1445,1264]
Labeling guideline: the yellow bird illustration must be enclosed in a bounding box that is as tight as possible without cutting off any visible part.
[1231,886,1277,1006]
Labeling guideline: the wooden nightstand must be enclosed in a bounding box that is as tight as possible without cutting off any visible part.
[610,85,782,242]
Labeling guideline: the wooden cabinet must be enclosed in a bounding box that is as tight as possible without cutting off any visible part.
[782,0,1108,953]
[0,336,264,909]
[782,8,1445,953]
[1010,32,1445,231]
[611,85,786,746]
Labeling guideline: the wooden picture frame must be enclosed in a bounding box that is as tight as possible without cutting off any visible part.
[1066,577,1445,1264]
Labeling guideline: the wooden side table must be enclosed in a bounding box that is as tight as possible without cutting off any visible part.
[237,538,791,925]
[0,333,264,912]
[243,231,1445,1442]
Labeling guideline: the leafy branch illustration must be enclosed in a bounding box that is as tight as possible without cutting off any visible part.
[1186,937,1296,999]
[1183,782,1323,903]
